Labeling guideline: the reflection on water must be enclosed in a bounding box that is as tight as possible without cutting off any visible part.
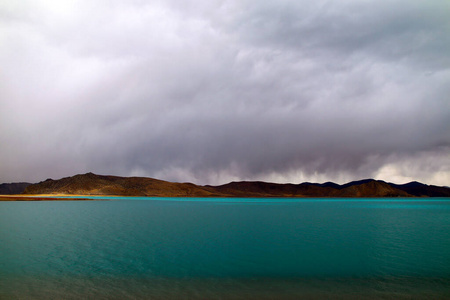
[1,198,450,299]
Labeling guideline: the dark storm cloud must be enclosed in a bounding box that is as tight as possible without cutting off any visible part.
[232,0,450,68]
[0,0,449,185]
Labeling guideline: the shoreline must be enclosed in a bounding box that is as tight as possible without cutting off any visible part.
[1,195,446,201]
[0,195,98,201]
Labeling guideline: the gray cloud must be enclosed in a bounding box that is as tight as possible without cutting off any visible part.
[0,0,449,185]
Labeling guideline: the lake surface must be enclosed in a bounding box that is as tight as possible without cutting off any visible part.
[1,198,450,299]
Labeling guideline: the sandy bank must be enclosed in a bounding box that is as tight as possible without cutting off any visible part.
[0,195,98,201]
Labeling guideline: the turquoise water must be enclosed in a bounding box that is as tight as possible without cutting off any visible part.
[1,198,450,299]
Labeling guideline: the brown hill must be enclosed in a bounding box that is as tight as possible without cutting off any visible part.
[23,173,223,197]
[332,180,411,197]
[209,181,337,197]
[22,172,450,197]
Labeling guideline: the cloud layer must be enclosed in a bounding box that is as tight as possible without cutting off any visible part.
[1,0,449,185]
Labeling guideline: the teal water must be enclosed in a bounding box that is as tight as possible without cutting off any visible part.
[1,198,450,299]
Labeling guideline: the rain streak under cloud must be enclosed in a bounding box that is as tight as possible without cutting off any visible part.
[0,0,449,185]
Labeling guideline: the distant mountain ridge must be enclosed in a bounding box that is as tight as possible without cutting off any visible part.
[19,172,450,197]
[0,182,31,195]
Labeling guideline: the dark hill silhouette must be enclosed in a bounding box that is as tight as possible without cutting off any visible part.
[390,181,450,197]
[20,172,450,197]
[0,182,31,194]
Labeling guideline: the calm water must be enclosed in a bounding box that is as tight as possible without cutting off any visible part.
[1,198,450,299]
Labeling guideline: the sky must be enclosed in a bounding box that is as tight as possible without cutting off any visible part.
[1,0,449,186]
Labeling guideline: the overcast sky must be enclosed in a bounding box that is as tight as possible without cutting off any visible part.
[1,0,449,185]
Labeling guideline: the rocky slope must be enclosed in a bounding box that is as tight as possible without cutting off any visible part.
[23,173,221,197]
